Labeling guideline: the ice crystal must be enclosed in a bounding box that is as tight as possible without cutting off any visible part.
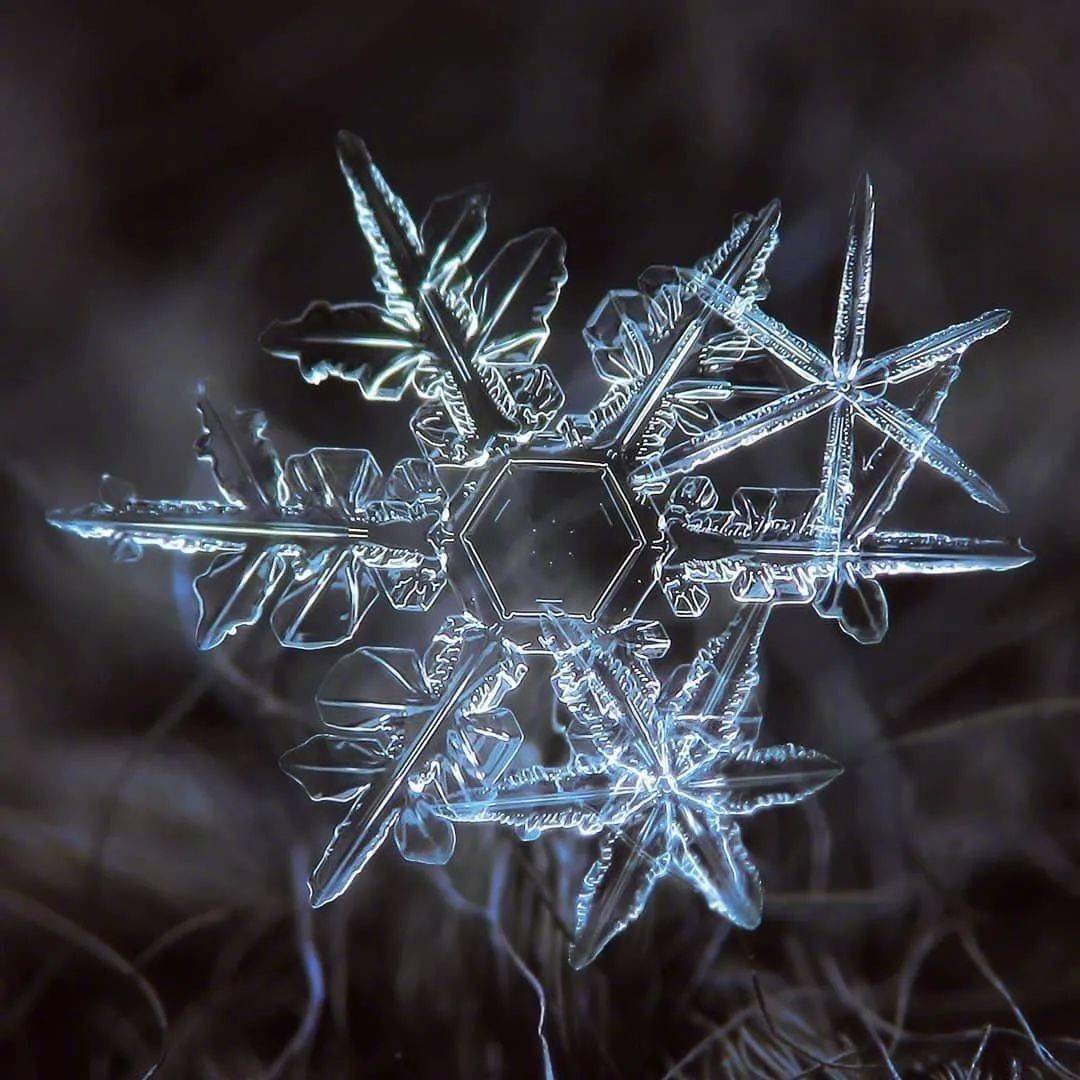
[51,393,447,649]
[283,613,526,905]
[48,134,1031,964]
[660,357,1032,640]
[261,132,566,466]
[636,177,1010,511]
[440,608,841,966]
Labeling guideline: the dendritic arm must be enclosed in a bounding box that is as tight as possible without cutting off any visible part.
[684,743,843,814]
[859,309,1010,387]
[48,395,446,649]
[672,812,763,929]
[634,382,835,489]
[262,133,567,464]
[663,605,770,755]
[570,803,671,969]
[831,174,874,381]
[306,618,524,905]
[566,201,781,466]
[850,392,1006,513]
[541,614,669,766]
[437,760,637,837]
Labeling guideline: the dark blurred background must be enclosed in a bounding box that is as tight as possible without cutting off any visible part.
[3,2,1079,1076]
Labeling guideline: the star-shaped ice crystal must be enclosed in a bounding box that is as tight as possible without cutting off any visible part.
[439,607,841,966]
[634,176,1010,514]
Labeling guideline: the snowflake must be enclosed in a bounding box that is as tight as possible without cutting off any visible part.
[440,608,841,966]
[638,177,1009,510]
[48,133,1029,966]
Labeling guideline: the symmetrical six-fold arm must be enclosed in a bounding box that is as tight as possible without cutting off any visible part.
[49,133,1030,965]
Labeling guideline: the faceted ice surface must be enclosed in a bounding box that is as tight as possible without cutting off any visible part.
[460,459,645,620]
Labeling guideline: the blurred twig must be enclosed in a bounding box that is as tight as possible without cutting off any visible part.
[0,887,168,1078]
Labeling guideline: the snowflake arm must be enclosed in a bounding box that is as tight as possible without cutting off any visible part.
[672,606,768,737]
[660,471,1029,638]
[858,308,1011,387]
[436,760,640,836]
[849,392,1005,512]
[568,200,780,466]
[634,382,835,488]
[845,361,959,540]
[295,616,526,905]
[539,613,671,765]
[661,483,825,610]
[671,811,763,929]
[261,133,567,465]
[832,173,875,380]
[682,742,844,814]
[48,393,446,649]
[571,804,671,968]
[813,397,857,550]
[816,179,874,542]
[691,278,831,383]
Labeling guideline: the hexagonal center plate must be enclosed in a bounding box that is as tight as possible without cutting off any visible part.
[460,459,646,621]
